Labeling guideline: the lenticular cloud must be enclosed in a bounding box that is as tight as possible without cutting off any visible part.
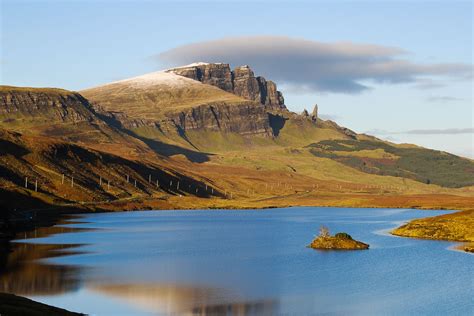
[157,36,472,94]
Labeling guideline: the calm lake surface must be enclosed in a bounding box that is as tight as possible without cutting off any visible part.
[3,207,473,315]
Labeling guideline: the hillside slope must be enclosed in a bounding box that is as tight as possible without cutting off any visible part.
[1,63,473,221]
[0,86,151,159]
[82,63,474,190]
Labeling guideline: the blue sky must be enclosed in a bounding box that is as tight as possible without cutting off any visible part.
[1,0,472,157]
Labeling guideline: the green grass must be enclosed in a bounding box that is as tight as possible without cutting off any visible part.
[308,139,474,188]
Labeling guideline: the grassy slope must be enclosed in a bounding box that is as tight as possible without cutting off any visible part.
[308,139,474,188]
[0,85,152,159]
[81,78,250,120]
[392,209,474,242]
[392,210,474,252]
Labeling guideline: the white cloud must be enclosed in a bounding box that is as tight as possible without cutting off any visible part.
[157,36,472,94]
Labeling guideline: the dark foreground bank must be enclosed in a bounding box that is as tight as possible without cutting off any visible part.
[0,293,83,315]
[0,204,87,315]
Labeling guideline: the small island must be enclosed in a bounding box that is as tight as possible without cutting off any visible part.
[309,226,369,250]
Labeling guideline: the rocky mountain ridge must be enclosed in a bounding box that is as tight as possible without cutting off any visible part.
[167,63,286,110]
[0,86,97,126]
[83,64,297,138]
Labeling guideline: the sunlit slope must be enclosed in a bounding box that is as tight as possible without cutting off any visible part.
[308,139,474,188]
[81,71,251,119]
[0,85,150,159]
[80,70,474,190]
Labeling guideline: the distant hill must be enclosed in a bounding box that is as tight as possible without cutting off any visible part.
[308,139,474,188]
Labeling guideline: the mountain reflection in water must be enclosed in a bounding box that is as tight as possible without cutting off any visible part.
[89,283,277,315]
[0,243,82,295]
[0,223,89,295]
[0,221,277,315]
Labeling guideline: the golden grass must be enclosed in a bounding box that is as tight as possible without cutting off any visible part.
[81,82,248,121]
[392,209,474,242]
[0,85,75,95]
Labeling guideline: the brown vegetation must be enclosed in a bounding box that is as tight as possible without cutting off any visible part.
[309,226,369,250]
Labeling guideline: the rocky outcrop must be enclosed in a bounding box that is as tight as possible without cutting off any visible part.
[164,102,274,137]
[0,87,96,124]
[256,76,285,109]
[324,120,357,139]
[95,100,278,137]
[168,63,233,93]
[311,104,318,121]
[301,104,318,123]
[232,65,261,103]
[310,232,369,250]
[167,63,286,110]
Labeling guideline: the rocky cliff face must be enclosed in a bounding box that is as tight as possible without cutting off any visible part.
[0,86,145,150]
[167,63,234,93]
[0,87,97,124]
[101,101,276,138]
[167,63,286,110]
[165,102,274,137]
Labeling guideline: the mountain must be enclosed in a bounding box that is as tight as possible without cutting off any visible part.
[81,64,285,139]
[166,63,285,109]
[1,63,473,217]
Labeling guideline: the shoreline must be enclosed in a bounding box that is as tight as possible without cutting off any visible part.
[1,194,473,255]
[1,204,468,243]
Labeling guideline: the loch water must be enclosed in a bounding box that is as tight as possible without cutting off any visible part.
[2,207,473,315]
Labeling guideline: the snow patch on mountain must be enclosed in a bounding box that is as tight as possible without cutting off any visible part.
[95,71,202,89]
